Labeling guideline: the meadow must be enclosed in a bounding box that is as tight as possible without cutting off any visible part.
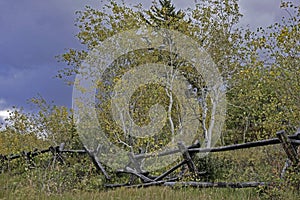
[1,145,300,200]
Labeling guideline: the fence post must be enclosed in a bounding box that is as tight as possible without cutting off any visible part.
[83,145,111,180]
[49,144,65,166]
[178,141,198,175]
[22,151,36,169]
[277,130,299,165]
[0,154,8,173]
[128,152,144,173]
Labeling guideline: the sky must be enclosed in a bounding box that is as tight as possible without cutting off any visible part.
[0,0,297,122]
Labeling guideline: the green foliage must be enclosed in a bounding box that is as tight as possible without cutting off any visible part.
[28,96,81,148]
[284,165,300,192]
[225,1,300,143]
[0,108,49,155]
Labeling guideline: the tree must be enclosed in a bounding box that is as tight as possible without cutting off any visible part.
[59,0,243,158]
[0,96,80,155]
[0,108,48,154]
[225,1,300,143]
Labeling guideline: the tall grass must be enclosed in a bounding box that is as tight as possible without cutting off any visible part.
[1,145,300,199]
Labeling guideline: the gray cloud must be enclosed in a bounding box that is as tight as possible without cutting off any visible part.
[239,0,298,29]
[0,0,100,108]
[0,0,88,70]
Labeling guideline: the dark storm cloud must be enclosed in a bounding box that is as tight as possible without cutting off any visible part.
[0,0,99,70]
[0,0,101,109]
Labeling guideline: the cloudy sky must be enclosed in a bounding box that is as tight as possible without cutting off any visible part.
[0,0,297,121]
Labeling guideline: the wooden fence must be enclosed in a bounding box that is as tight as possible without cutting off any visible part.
[1,130,300,189]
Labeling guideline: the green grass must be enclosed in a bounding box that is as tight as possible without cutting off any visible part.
[0,184,260,200]
[0,186,298,200]
[0,172,298,200]
[1,146,300,200]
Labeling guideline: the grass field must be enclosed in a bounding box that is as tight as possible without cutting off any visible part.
[0,184,261,200]
[1,146,299,200]
[1,184,300,200]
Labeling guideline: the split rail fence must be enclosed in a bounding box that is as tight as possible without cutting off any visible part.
[1,129,300,189]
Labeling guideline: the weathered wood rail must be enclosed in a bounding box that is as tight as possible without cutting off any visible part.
[106,130,300,188]
[0,143,111,180]
[133,131,300,160]
[1,130,300,189]
[106,181,268,189]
